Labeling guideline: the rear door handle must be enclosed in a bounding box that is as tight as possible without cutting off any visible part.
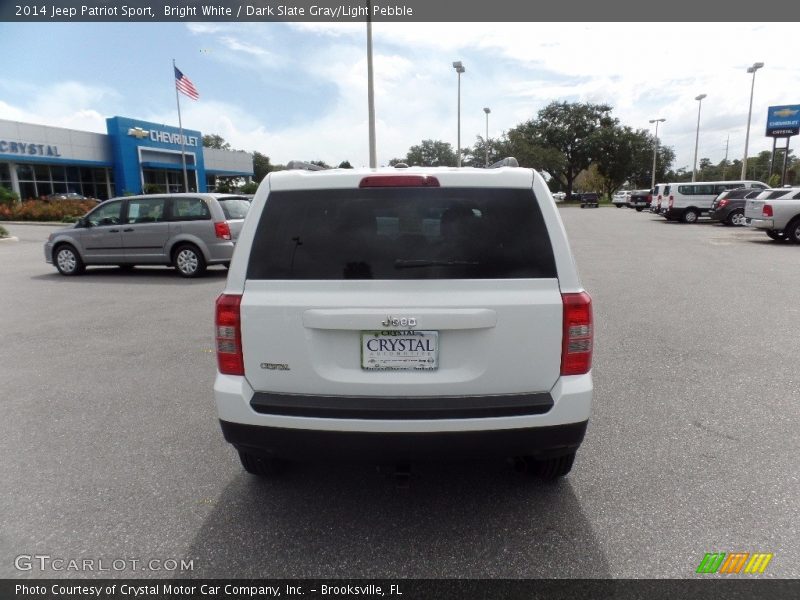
[122,228,134,232]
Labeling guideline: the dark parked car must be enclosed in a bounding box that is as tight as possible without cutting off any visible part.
[709,188,762,226]
[628,189,651,212]
[580,193,599,208]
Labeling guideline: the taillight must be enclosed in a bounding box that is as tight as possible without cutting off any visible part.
[561,292,593,376]
[668,196,674,209]
[214,221,231,240]
[215,294,244,376]
[763,204,773,217]
[718,199,729,208]
[359,175,440,188]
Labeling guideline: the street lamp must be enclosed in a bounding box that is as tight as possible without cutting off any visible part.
[741,61,764,180]
[365,0,377,168]
[649,118,666,190]
[692,94,707,182]
[453,61,465,167]
[483,107,491,167]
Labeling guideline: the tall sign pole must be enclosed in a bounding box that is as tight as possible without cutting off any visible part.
[765,104,800,186]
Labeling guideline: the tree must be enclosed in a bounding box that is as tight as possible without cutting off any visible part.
[574,164,605,195]
[403,140,457,167]
[506,101,614,199]
[309,160,331,169]
[338,160,353,169]
[252,151,279,182]
[461,135,515,167]
[630,144,676,188]
[202,134,231,150]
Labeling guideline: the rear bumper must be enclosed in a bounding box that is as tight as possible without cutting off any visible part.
[214,372,592,461]
[747,217,774,230]
[220,419,588,461]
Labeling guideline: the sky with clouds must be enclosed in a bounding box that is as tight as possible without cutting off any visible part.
[1,22,797,171]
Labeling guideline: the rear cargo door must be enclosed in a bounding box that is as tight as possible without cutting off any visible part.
[239,186,564,397]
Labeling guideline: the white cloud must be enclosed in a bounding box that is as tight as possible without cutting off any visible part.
[0,81,119,133]
[3,23,796,171]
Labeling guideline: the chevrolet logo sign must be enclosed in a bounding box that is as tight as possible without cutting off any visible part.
[127,127,150,139]
[773,108,799,118]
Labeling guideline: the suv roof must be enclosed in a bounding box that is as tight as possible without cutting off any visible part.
[266,166,534,191]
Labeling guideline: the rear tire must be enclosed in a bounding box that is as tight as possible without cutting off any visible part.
[525,452,576,480]
[682,209,699,223]
[173,244,206,278]
[54,244,85,276]
[636,207,643,212]
[727,210,746,227]
[238,450,284,477]
[785,219,800,243]
[766,230,787,242]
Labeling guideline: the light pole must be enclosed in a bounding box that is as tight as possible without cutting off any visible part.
[453,61,465,167]
[741,61,764,180]
[649,118,666,190]
[365,0,377,168]
[483,107,491,167]
[692,94,707,182]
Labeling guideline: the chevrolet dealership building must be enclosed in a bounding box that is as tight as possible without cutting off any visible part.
[0,116,254,200]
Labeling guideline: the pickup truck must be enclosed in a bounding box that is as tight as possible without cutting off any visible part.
[745,187,800,242]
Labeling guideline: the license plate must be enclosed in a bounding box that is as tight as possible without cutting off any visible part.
[361,330,439,370]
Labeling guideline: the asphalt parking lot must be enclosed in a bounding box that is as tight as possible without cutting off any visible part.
[1,209,798,579]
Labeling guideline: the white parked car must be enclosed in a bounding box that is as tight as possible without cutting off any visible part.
[612,191,629,207]
[214,160,593,479]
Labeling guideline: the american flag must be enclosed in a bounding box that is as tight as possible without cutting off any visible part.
[174,66,199,100]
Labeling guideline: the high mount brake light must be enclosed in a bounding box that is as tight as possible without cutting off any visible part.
[359,175,440,188]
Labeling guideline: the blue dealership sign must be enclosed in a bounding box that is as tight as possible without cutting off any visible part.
[766,105,800,137]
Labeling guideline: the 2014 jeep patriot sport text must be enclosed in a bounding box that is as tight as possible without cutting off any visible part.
[214,162,593,479]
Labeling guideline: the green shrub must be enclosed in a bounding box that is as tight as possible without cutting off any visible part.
[0,186,19,206]
[0,224,8,238]
[0,200,97,222]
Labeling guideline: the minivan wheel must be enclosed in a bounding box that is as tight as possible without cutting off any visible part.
[727,210,746,226]
[238,450,284,477]
[54,244,85,276]
[525,452,576,480]
[785,220,800,243]
[682,209,699,223]
[173,244,206,278]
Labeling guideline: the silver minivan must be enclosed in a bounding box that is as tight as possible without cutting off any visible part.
[44,193,250,278]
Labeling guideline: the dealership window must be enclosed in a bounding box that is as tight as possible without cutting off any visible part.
[143,168,196,194]
[8,163,112,199]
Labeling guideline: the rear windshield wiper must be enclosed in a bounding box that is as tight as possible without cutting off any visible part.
[394,259,481,269]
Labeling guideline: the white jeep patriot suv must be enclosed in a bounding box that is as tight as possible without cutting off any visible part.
[214,160,593,479]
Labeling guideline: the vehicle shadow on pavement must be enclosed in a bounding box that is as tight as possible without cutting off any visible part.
[184,460,609,578]
[31,267,228,284]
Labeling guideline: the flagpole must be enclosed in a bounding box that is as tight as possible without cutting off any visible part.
[173,58,190,192]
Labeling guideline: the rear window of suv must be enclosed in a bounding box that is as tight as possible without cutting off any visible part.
[247,188,556,280]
